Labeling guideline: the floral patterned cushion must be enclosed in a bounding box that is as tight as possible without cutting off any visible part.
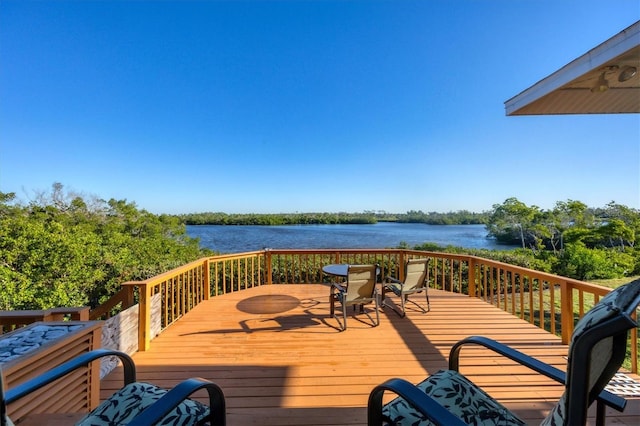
[76,382,209,426]
[541,280,640,426]
[382,369,525,426]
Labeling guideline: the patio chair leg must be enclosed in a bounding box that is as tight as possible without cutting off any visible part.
[342,304,348,331]
[374,298,380,326]
[330,294,335,316]
[384,292,406,318]
[596,400,606,426]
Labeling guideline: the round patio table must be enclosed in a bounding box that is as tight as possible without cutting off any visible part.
[322,264,380,277]
[322,264,349,277]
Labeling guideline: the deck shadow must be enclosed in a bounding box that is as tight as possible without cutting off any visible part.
[236,294,301,314]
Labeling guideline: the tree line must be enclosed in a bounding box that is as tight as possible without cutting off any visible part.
[179,210,488,226]
[180,212,378,225]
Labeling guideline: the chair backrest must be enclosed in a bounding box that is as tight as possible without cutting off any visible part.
[403,258,429,291]
[541,279,640,426]
[345,264,378,304]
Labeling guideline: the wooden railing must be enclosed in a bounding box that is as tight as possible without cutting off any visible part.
[209,251,266,295]
[91,248,638,372]
[89,287,136,321]
[470,257,615,343]
[118,258,212,350]
[0,307,90,334]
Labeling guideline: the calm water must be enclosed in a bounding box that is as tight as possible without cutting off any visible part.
[187,223,512,253]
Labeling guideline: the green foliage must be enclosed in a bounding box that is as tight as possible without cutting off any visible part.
[400,210,488,225]
[0,184,211,310]
[415,242,553,273]
[414,233,638,283]
[555,243,636,281]
[483,197,640,280]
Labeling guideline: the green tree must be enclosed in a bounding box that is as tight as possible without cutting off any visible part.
[597,219,634,249]
[487,198,538,248]
[549,200,591,252]
[0,184,209,310]
[598,202,638,248]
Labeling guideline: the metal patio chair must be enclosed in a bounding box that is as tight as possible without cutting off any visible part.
[368,278,640,425]
[330,264,380,331]
[1,348,226,426]
[383,258,430,317]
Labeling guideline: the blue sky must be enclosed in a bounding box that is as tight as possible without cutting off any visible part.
[1,1,639,215]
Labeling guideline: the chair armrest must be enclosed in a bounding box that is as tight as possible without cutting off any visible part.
[330,283,345,293]
[384,276,402,285]
[128,378,226,426]
[367,378,465,426]
[5,349,136,405]
[449,336,626,412]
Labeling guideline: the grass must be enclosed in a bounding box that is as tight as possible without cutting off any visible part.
[590,276,640,289]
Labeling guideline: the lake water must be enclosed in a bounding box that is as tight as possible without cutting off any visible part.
[187,222,512,253]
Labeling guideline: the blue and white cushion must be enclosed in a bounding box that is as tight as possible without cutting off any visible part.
[382,369,525,426]
[76,382,209,426]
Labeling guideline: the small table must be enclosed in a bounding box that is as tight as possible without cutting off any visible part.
[322,264,350,278]
[322,264,381,278]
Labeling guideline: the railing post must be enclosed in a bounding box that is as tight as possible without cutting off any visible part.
[265,249,273,285]
[467,257,476,297]
[203,258,211,299]
[121,280,151,351]
[138,282,151,351]
[467,257,477,298]
[560,281,573,344]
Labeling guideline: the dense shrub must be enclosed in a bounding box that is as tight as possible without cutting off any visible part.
[555,243,636,281]
[0,185,211,310]
[413,242,636,282]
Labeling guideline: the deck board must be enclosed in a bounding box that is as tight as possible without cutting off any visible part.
[102,284,640,425]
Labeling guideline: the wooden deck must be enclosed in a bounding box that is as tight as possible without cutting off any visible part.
[102,284,640,425]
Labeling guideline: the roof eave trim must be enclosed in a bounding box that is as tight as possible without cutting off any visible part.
[505,21,640,116]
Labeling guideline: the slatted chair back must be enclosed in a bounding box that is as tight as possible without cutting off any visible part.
[403,258,429,292]
[345,264,378,305]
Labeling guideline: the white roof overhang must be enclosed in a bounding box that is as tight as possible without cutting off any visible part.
[505,21,640,116]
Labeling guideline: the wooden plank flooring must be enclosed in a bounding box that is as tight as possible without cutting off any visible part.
[102,284,640,425]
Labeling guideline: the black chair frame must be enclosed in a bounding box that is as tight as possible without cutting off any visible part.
[368,311,634,426]
[1,348,226,426]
